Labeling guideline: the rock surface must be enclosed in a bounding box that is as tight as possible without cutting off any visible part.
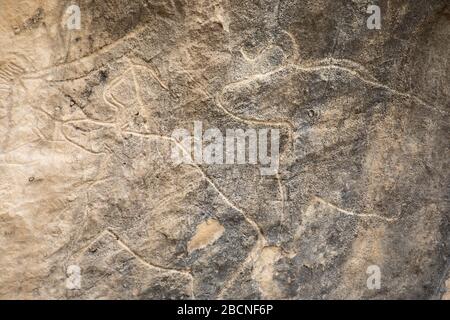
[0,0,448,299]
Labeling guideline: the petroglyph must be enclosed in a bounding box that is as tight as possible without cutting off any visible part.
[0,0,448,300]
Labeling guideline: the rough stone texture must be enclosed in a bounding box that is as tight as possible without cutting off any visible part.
[0,0,449,299]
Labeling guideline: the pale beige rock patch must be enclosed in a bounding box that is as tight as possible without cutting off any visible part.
[187,219,225,254]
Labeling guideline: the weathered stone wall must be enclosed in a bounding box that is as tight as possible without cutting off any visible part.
[0,0,448,299]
